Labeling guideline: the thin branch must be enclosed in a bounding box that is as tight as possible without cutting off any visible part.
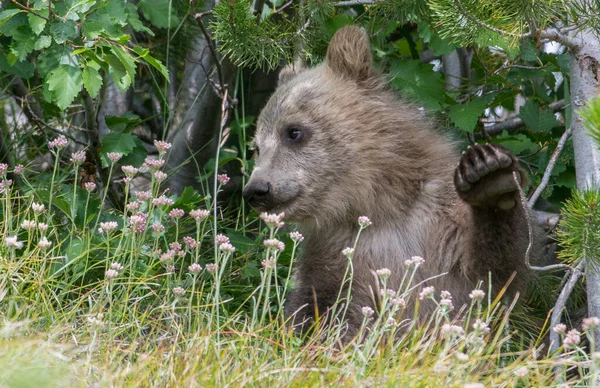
[549,260,586,353]
[529,127,573,207]
[483,100,566,136]
[11,0,50,21]
[273,0,294,14]
[333,0,375,6]
[193,11,226,96]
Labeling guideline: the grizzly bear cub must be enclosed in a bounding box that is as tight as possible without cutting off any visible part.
[243,26,541,336]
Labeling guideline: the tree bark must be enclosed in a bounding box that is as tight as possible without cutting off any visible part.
[568,27,600,335]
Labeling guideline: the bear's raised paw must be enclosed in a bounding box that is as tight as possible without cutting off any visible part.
[454,144,528,210]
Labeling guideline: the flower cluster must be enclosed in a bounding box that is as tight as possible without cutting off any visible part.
[217,174,230,185]
[190,209,210,222]
[188,263,202,273]
[419,286,435,300]
[289,231,304,242]
[129,213,147,234]
[358,216,372,228]
[48,136,68,150]
[342,247,354,259]
[261,257,276,269]
[264,238,285,252]
[105,262,125,279]
[404,256,425,268]
[70,151,86,165]
[260,212,285,228]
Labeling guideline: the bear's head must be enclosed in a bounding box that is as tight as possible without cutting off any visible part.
[243,26,400,223]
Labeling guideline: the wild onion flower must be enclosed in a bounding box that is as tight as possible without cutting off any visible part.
[154,140,172,155]
[183,237,198,249]
[380,289,396,298]
[169,208,185,219]
[48,136,68,150]
[121,165,139,178]
[37,222,48,233]
[70,151,86,165]
[404,256,425,268]
[264,239,285,251]
[563,329,581,350]
[219,243,235,254]
[190,209,210,222]
[135,190,152,201]
[583,317,600,331]
[144,157,165,171]
[289,231,304,242]
[215,234,230,245]
[105,269,119,280]
[358,216,372,228]
[376,268,391,279]
[84,182,97,192]
[261,257,276,269]
[126,200,142,212]
[38,237,52,249]
[188,263,202,273]
[342,247,354,259]
[217,174,230,185]
[151,223,165,234]
[107,152,123,163]
[469,289,485,301]
[99,222,119,234]
[172,287,186,296]
[13,165,24,174]
[129,213,147,234]
[160,250,176,262]
[21,220,37,230]
[553,323,567,335]
[441,324,464,337]
[169,242,182,251]
[472,319,490,334]
[390,298,406,308]
[260,212,285,228]
[110,262,124,271]
[154,171,167,182]
[5,236,23,249]
[152,195,174,207]
[205,263,218,273]
[32,202,45,214]
[0,164,7,175]
[362,306,374,317]
[419,286,435,300]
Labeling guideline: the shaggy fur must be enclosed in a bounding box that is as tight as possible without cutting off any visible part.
[243,26,543,336]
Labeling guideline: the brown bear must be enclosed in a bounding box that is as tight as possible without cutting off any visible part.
[243,26,542,337]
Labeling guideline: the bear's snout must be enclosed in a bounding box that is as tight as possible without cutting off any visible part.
[243,181,273,209]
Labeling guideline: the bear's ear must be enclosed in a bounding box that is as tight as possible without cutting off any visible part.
[326,26,373,81]
[278,61,306,85]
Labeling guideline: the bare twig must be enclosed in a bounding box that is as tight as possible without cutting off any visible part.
[549,260,586,353]
[273,0,294,14]
[333,0,375,6]
[483,100,566,136]
[529,127,573,207]
[11,0,50,21]
[193,11,226,96]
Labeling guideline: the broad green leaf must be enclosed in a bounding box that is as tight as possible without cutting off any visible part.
[10,25,37,61]
[111,46,136,83]
[0,50,34,78]
[38,45,74,78]
[100,132,137,158]
[138,0,180,28]
[390,60,447,111]
[46,65,83,110]
[495,131,538,154]
[133,46,169,79]
[50,20,78,44]
[0,11,27,36]
[104,112,141,133]
[448,97,490,132]
[82,66,102,98]
[125,3,154,35]
[34,35,52,50]
[103,53,131,91]
[520,39,537,62]
[0,9,22,28]
[519,100,559,132]
[28,12,47,35]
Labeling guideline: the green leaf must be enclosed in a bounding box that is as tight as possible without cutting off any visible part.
[10,25,37,62]
[100,132,137,156]
[520,38,537,62]
[117,138,147,168]
[104,112,141,133]
[125,3,154,35]
[46,65,83,110]
[138,0,180,28]
[448,97,490,132]
[389,60,447,111]
[111,46,136,82]
[82,66,103,98]
[0,9,22,28]
[495,131,538,154]
[50,20,78,44]
[103,53,131,91]
[0,50,34,79]
[133,46,169,79]
[38,45,74,78]
[28,12,47,35]
[34,35,52,50]
[519,100,559,132]
[227,230,257,255]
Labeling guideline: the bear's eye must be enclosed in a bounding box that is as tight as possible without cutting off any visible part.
[286,127,304,143]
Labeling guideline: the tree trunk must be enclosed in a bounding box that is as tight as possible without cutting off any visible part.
[569,27,600,334]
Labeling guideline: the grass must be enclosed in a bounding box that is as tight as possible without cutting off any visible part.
[0,137,596,387]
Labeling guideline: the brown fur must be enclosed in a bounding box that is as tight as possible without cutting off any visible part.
[243,26,543,337]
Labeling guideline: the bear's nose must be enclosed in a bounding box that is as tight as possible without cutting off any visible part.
[243,181,272,207]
